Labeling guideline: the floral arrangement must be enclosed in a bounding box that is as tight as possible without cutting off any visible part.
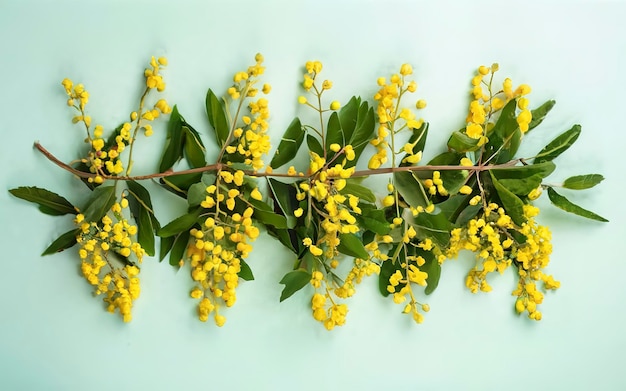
[9,54,607,329]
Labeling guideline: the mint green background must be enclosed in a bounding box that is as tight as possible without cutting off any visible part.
[1,1,625,390]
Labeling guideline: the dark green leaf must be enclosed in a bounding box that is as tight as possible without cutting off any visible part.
[159,105,185,172]
[9,186,76,216]
[270,118,304,169]
[339,181,376,203]
[160,172,203,196]
[267,178,299,218]
[534,124,581,164]
[127,181,158,257]
[338,96,360,141]
[159,235,175,262]
[249,198,289,229]
[206,89,230,147]
[82,185,116,222]
[379,250,403,296]
[41,229,79,256]
[279,269,311,301]
[491,161,556,180]
[325,112,343,154]
[238,259,254,281]
[187,181,207,208]
[528,100,556,132]
[426,152,467,194]
[489,99,522,163]
[490,173,526,225]
[158,209,200,238]
[562,174,605,190]
[357,208,391,235]
[394,171,429,208]
[412,212,452,247]
[183,126,206,168]
[420,250,441,295]
[496,174,543,196]
[346,101,375,167]
[306,134,324,157]
[169,230,191,266]
[547,187,608,222]
[337,233,369,259]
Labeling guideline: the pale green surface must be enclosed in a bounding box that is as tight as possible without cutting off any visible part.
[1,1,625,390]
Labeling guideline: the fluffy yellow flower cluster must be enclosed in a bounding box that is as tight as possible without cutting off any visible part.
[369,64,425,169]
[446,203,558,319]
[75,198,145,322]
[186,176,261,326]
[465,64,533,142]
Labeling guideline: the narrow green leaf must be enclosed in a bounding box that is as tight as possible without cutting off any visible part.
[158,209,200,238]
[420,250,441,295]
[279,269,311,301]
[562,174,605,190]
[267,178,299,218]
[325,112,343,154]
[378,248,403,297]
[346,102,375,168]
[82,185,116,222]
[248,198,289,229]
[42,229,79,256]
[547,187,608,222]
[339,181,376,203]
[490,173,526,225]
[491,161,556,180]
[159,235,175,262]
[126,181,158,257]
[159,105,185,172]
[337,233,369,259]
[338,96,360,141]
[528,100,556,132]
[160,172,203,196]
[393,171,429,208]
[400,123,429,167]
[183,126,206,168]
[169,230,191,266]
[238,259,254,281]
[270,117,304,169]
[534,124,581,164]
[206,89,230,146]
[306,134,324,157]
[9,186,76,216]
[412,212,452,247]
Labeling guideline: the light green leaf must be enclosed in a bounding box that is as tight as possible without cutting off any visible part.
[527,100,556,132]
[447,130,481,152]
[534,124,581,164]
[339,180,376,203]
[9,186,76,216]
[547,187,608,222]
[270,117,304,169]
[496,174,543,196]
[562,174,605,190]
[279,269,311,302]
[491,161,556,180]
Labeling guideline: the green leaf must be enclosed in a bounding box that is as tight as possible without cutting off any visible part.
[267,178,299,218]
[248,198,289,229]
[489,99,522,163]
[325,112,343,154]
[337,233,369,259]
[420,250,441,295]
[496,174,543,196]
[158,209,200,238]
[393,171,429,208]
[378,248,403,296]
[187,174,215,208]
[534,124,581,164]
[491,161,556,180]
[426,152,467,194]
[528,100,556,132]
[346,101,375,167]
[183,125,206,168]
[279,269,311,302]
[159,105,185,172]
[270,118,304,169]
[547,187,608,222]
[127,181,158,257]
[9,186,76,216]
[357,208,391,235]
[169,230,191,266]
[41,229,79,256]
[160,172,203,196]
[82,185,117,222]
[447,130,481,152]
[206,89,230,147]
[412,212,452,247]
[339,180,376,203]
[238,259,254,281]
[490,173,526,225]
[306,134,324,157]
[338,96,360,141]
[562,174,605,190]
[159,235,175,262]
